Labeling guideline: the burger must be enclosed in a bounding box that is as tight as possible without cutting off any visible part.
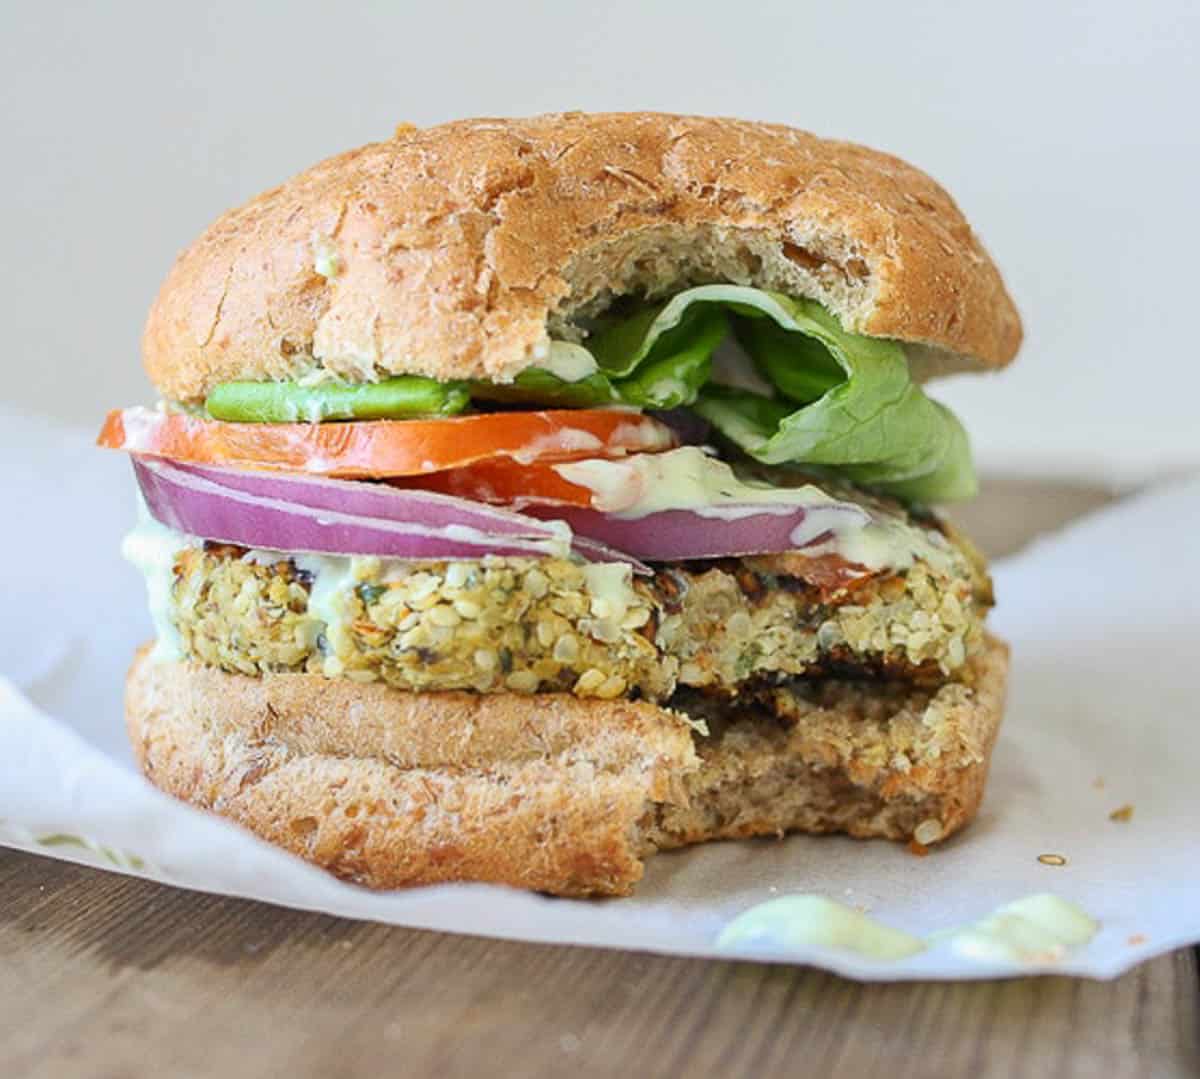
[100,112,1020,896]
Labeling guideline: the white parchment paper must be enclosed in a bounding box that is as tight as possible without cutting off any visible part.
[1,406,1197,981]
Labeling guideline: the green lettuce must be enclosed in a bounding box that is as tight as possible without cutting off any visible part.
[467,366,617,409]
[469,300,727,410]
[560,284,974,502]
[681,287,975,500]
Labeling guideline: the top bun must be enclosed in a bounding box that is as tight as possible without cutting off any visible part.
[143,112,1022,403]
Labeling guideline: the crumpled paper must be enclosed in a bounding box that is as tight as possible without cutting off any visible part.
[2,405,1197,981]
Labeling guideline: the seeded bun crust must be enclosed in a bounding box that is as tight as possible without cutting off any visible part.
[144,112,1022,405]
[126,637,1008,897]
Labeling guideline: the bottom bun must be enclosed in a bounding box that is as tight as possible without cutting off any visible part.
[126,637,1008,897]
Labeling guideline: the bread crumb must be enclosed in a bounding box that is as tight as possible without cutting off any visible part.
[1109,804,1134,822]
[908,838,930,857]
[1092,776,1106,789]
[1127,933,1146,946]
[1037,853,1067,866]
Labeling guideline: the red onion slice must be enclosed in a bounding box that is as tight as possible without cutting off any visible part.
[167,459,567,538]
[133,458,648,570]
[518,501,870,562]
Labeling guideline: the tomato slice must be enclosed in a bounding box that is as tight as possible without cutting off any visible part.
[97,408,676,478]
[394,457,596,507]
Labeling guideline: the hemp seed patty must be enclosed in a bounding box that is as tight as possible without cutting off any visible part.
[170,525,990,701]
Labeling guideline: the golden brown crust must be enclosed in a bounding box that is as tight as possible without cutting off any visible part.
[126,637,1007,896]
[143,112,1022,403]
[125,645,697,896]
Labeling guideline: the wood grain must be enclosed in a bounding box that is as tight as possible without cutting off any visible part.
[1,477,1196,1079]
[0,851,1195,1079]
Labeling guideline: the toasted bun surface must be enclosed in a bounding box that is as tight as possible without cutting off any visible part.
[126,636,1008,897]
[144,113,1022,403]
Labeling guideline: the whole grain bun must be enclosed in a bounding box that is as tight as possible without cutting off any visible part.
[126,636,1008,897]
[144,113,1022,404]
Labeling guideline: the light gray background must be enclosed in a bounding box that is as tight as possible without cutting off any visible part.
[3,1,1197,480]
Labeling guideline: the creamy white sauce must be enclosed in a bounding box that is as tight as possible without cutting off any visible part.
[716,893,1099,966]
[293,552,356,649]
[717,895,925,960]
[582,562,637,631]
[555,447,840,517]
[121,500,199,662]
[555,447,956,575]
[511,428,605,466]
[934,894,1099,964]
[608,419,675,455]
[442,520,573,559]
[810,513,956,577]
[542,341,600,383]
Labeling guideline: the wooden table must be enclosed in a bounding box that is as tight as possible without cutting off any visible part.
[2,481,1197,1078]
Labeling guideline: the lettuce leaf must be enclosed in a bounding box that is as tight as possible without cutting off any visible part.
[594,285,975,502]
[608,304,726,408]
[471,299,728,411]
[468,367,617,409]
